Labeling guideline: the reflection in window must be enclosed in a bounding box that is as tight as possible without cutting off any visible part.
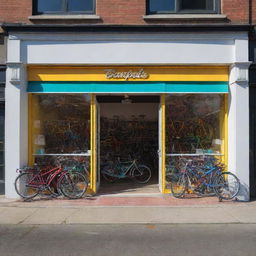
[0,104,4,182]
[34,0,94,14]
[31,94,90,155]
[148,0,218,14]
[30,94,91,172]
[149,0,175,13]
[68,0,94,12]
[165,94,226,190]
[166,94,224,154]
[37,0,63,13]
[181,0,213,10]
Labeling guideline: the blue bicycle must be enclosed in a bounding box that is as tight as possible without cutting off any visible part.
[169,157,240,200]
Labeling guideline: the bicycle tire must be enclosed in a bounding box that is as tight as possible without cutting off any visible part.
[102,169,118,183]
[58,172,88,199]
[132,165,151,184]
[213,172,240,200]
[170,173,187,198]
[14,172,39,199]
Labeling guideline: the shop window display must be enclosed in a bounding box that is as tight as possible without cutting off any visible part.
[30,94,90,174]
[165,94,226,189]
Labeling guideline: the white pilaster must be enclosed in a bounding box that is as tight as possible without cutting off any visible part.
[5,63,28,198]
[229,62,251,201]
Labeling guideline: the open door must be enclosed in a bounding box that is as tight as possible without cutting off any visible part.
[158,95,166,193]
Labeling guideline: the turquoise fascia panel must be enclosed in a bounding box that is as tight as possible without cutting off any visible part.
[27,81,229,93]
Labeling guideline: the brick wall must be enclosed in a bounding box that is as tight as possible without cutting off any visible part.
[222,0,249,24]
[0,0,251,25]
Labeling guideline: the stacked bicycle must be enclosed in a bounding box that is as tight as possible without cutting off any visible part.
[14,159,89,200]
[167,156,240,201]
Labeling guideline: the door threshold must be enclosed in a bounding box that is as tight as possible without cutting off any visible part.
[96,192,163,198]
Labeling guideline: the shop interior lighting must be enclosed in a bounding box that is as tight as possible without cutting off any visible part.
[121,94,132,104]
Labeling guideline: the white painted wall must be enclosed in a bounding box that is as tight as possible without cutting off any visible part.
[8,32,246,65]
[5,64,28,198]
[22,40,234,65]
[228,62,250,201]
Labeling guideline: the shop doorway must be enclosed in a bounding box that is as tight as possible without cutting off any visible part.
[98,95,160,195]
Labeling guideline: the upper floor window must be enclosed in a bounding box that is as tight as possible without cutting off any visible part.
[148,0,219,14]
[33,0,95,15]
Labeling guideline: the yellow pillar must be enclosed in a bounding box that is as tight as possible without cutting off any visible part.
[161,95,166,193]
[28,94,34,166]
[89,94,97,194]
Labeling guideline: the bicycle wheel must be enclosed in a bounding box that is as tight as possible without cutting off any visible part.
[14,172,39,199]
[102,169,118,183]
[58,172,88,199]
[170,173,187,198]
[213,172,240,200]
[132,165,151,184]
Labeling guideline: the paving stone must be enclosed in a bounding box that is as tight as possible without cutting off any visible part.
[224,206,256,223]
[0,207,37,224]
[65,206,239,224]
[22,208,78,225]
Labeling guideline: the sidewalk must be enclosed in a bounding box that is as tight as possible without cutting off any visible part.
[0,195,255,225]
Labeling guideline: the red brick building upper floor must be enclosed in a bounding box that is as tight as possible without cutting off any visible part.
[0,0,253,25]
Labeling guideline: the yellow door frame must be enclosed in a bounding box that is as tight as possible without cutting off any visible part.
[161,95,167,193]
[89,94,97,194]
[28,94,34,166]
[162,94,228,194]
[28,93,98,195]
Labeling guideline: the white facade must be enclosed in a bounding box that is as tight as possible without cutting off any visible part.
[5,31,251,200]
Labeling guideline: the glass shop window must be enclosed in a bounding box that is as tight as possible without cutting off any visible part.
[165,94,226,189]
[30,94,90,169]
[0,104,4,182]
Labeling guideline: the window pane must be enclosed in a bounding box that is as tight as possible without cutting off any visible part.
[181,0,214,10]
[36,0,63,13]
[0,69,5,83]
[0,87,4,101]
[68,0,94,12]
[166,94,224,155]
[31,94,90,155]
[165,94,225,190]
[149,0,175,13]
[0,166,4,181]
[0,105,4,140]
[31,94,91,172]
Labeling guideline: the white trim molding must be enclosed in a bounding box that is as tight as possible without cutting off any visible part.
[230,62,252,85]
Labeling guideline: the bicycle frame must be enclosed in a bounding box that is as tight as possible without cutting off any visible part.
[104,160,138,179]
[25,166,65,190]
[186,163,222,191]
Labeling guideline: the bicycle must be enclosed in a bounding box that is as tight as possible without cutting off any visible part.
[14,164,88,200]
[169,157,240,201]
[101,158,151,184]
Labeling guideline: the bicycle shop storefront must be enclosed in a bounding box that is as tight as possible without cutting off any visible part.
[27,65,229,195]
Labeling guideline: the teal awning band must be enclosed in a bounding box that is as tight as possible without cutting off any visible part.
[27,81,229,93]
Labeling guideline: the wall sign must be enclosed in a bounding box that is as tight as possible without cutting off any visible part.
[105,69,149,80]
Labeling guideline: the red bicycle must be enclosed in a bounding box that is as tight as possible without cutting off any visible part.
[14,165,88,200]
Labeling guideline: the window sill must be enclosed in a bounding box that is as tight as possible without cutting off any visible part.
[28,14,101,21]
[143,14,227,20]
